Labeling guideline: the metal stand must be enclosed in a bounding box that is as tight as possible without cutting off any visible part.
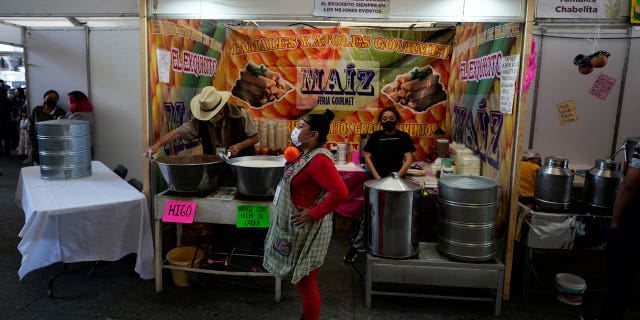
[154,190,281,302]
[365,242,504,316]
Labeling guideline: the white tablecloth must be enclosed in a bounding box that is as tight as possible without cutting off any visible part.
[15,161,155,280]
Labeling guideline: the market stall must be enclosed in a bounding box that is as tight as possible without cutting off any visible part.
[141,0,535,306]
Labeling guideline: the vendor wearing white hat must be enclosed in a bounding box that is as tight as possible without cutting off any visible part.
[519,150,542,198]
[144,86,259,158]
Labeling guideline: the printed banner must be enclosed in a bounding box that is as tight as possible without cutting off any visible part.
[223,26,455,161]
[148,19,226,155]
[634,0,640,23]
[536,0,621,19]
[448,22,523,244]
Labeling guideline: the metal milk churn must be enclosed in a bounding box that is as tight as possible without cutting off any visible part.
[582,159,624,211]
[534,157,574,211]
[364,173,421,259]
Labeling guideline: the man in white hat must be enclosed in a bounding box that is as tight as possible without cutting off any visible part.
[145,86,259,158]
[144,86,261,256]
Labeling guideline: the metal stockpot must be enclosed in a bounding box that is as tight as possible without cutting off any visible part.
[225,155,285,196]
[364,173,421,259]
[437,174,498,262]
[37,119,92,179]
[534,157,574,211]
[155,155,223,192]
[582,159,623,210]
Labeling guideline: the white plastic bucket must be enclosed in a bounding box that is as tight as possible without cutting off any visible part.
[555,273,587,305]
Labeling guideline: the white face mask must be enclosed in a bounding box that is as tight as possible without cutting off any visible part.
[290,127,302,147]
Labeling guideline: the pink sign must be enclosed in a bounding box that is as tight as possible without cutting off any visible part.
[589,73,616,100]
[162,200,196,223]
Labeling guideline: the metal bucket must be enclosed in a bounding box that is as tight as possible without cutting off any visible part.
[437,174,498,262]
[582,159,623,210]
[534,157,574,211]
[37,119,91,179]
[364,173,421,258]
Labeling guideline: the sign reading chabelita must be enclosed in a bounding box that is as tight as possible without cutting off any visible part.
[536,0,622,19]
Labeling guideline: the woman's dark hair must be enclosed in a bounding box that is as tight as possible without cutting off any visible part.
[68,90,94,112]
[377,106,400,122]
[304,109,335,145]
[43,89,59,100]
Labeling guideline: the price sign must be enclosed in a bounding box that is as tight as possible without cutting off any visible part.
[236,204,269,228]
[162,200,196,223]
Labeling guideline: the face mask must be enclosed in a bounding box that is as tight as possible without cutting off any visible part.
[7,93,14,100]
[290,127,302,147]
[45,99,57,108]
[382,121,397,131]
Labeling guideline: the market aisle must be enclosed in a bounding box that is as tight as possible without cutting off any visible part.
[1,154,638,319]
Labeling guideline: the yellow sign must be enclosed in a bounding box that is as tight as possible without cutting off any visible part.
[557,100,578,126]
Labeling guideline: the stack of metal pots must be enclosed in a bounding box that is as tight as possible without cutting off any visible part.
[534,157,574,211]
[37,119,92,179]
[364,173,421,259]
[582,159,623,212]
[437,174,499,262]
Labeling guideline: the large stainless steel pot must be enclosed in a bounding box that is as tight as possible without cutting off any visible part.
[364,173,421,258]
[437,174,498,262]
[582,159,623,210]
[534,157,574,211]
[224,155,285,197]
[155,155,223,192]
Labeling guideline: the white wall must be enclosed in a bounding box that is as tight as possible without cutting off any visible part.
[525,26,638,167]
[25,29,89,111]
[89,28,143,182]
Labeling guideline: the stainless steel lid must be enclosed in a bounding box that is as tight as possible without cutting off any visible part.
[364,172,421,191]
[438,174,498,190]
[595,159,621,171]
[544,157,569,168]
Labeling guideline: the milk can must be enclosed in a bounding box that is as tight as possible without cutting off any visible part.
[534,157,574,211]
[364,173,421,258]
[582,159,623,211]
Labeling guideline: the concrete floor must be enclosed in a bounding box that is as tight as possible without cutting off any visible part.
[1,154,638,320]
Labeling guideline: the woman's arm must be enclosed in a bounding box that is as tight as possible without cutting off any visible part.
[364,151,381,179]
[397,151,413,178]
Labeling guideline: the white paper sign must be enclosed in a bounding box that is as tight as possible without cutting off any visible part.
[156,48,171,83]
[500,54,520,114]
[314,0,390,18]
[535,0,615,19]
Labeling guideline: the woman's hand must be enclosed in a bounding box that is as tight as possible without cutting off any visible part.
[291,207,313,227]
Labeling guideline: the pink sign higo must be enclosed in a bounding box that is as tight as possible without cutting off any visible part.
[162,200,196,223]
